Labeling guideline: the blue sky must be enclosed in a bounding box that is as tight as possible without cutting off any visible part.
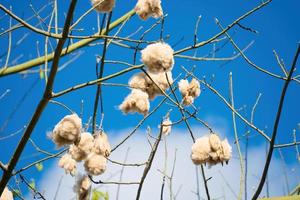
[0,0,300,199]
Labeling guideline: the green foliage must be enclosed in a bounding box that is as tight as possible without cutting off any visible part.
[39,68,44,79]
[35,162,43,171]
[91,189,109,200]
[29,179,36,190]
[12,189,21,198]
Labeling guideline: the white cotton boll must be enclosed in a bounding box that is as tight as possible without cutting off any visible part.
[178,79,189,97]
[149,71,173,98]
[74,175,91,200]
[77,132,94,154]
[69,132,94,162]
[189,78,201,98]
[93,132,111,157]
[161,118,172,135]
[129,72,173,100]
[52,114,82,147]
[128,72,148,91]
[191,136,211,165]
[178,79,201,106]
[183,95,194,106]
[219,139,232,162]
[0,187,13,200]
[69,144,86,162]
[119,89,150,115]
[141,42,174,73]
[58,153,77,176]
[209,134,221,152]
[91,0,115,13]
[134,0,163,20]
[84,153,107,175]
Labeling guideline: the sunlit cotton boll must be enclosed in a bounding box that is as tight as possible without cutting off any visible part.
[183,95,194,106]
[93,132,111,157]
[84,153,107,175]
[129,71,173,99]
[74,175,91,200]
[91,0,115,13]
[52,114,82,147]
[191,136,211,165]
[134,0,163,20]
[0,187,13,200]
[69,144,86,162]
[119,89,150,115]
[219,139,232,162]
[69,133,94,162]
[178,79,189,97]
[178,78,201,106]
[189,78,201,98]
[209,134,221,152]
[77,132,94,154]
[161,118,172,135]
[58,153,77,176]
[141,42,174,73]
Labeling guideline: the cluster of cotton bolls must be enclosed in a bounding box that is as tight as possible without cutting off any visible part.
[90,0,164,21]
[90,0,115,13]
[129,71,173,100]
[119,42,174,115]
[191,134,232,166]
[0,187,13,200]
[135,0,163,20]
[178,78,201,106]
[51,114,111,177]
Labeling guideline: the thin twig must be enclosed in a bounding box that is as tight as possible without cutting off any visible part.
[252,43,300,199]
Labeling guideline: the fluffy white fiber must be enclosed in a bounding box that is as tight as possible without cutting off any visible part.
[191,136,211,165]
[91,0,115,13]
[209,133,221,151]
[58,153,77,176]
[74,175,91,200]
[129,71,173,99]
[219,139,232,162]
[77,132,94,155]
[52,114,82,147]
[141,42,174,73]
[191,134,232,166]
[69,132,94,162]
[119,89,150,115]
[161,118,172,135]
[135,0,163,20]
[178,78,201,106]
[84,153,107,175]
[0,187,13,200]
[69,144,86,162]
[93,132,111,157]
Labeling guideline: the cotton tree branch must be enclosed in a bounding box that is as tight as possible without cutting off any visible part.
[0,0,271,77]
[52,65,143,98]
[174,0,272,55]
[229,72,244,200]
[12,149,67,176]
[181,66,271,142]
[215,19,300,84]
[136,124,163,200]
[0,3,61,38]
[252,43,300,199]
[0,9,136,77]
[0,0,78,194]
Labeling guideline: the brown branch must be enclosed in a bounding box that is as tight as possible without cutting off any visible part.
[252,43,300,199]
[0,0,78,194]
[136,123,163,200]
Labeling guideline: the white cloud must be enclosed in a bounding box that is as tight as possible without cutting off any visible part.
[36,127,299,200]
